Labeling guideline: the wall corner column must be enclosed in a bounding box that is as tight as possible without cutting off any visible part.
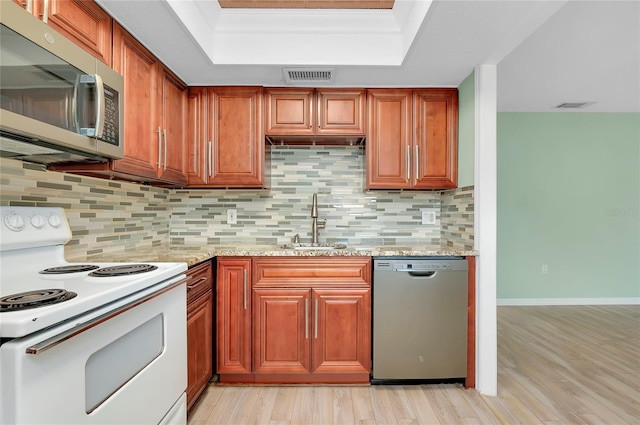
[474,64,498,396]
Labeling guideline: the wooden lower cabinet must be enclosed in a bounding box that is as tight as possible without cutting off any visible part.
[186,261,213,411]
[216,258,253,378]
[217,257,371,384]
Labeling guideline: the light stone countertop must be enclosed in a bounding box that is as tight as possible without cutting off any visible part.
[69,244,477,268]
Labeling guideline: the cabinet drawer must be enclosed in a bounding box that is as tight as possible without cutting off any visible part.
[253,257,371,288]
[186,261,213,304]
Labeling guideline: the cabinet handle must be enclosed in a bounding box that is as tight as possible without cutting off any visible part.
[305,299,309,339]
[406,147,411,181]
[163,129,168,169]
[41,0,49,23]
[314,298,318,339]
[208,141,213,177]
[25,0,33,14]
[243,269,247,310]
[157,127,162,167]
[415,145,419,180]
[186,276,208,291]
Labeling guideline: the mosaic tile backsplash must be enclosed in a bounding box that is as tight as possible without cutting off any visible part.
[0,146,474,254]
[170,146,442,246]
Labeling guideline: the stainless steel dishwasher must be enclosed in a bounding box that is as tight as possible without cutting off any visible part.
[372,257,468,384]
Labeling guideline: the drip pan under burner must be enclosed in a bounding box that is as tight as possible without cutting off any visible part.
[40,265,100,274]
[0,289,78,312]
[89,264,158,277]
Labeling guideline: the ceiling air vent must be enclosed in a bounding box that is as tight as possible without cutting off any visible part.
[283,68,335,85]
[554,102,594,109]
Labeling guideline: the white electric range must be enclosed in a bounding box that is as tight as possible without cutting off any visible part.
[0,206,188,425]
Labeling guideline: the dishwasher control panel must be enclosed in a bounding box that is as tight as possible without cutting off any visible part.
[373,258,468,272]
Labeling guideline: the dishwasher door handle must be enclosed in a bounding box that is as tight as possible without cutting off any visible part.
[400,270,437,278]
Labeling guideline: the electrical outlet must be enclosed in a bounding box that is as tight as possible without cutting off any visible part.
[421,210,437,225]
[541,264,548,274]
[227,209,237,224]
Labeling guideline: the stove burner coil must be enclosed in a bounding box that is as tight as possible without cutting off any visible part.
[0,289,77,312]
[89,264,158,277]
[39,265,100,274]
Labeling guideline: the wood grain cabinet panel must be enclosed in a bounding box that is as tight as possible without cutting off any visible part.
[52,24,188,185]
[250,257,371,384]
[252,288,311,375]
[413,89,458,189]
[186,261,214,411]
[366,89,412,189]
[15,0,112,65]
[187,87,266,188]
[265,88,365,138]
[264,88,314,136]
[316,89,366,136]
[366,88,458,190]
[312,289,371,374]
[217,258,252,377]
[158,66,188,185]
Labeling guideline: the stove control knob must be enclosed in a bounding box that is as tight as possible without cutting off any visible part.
[4,212,25,231]
[31,215,46,228]
[48,215,62,228]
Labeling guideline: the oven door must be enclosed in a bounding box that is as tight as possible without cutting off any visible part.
[0,277,187,425]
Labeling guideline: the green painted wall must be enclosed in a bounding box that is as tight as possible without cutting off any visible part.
[457,71,475,187]
[497,113,640,300]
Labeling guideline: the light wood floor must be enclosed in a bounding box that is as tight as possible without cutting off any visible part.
[188,305,640,425]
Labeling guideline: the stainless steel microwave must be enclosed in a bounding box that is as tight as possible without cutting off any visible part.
[0,1,124,165]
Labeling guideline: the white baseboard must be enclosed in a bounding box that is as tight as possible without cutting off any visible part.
[497,297,640,306]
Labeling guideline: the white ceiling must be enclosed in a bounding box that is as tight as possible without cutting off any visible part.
[96,0,639,112]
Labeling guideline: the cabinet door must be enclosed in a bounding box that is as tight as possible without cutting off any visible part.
[413,89,458,189]
[316,89,366,136]
[186,291,213,410]
[217,258,252,375]
[312,289,371,374]
[187,88,208,186]
[111,23,160,180]
[37,0,112,65]
[158,66,187,185]
[366,89,412,189]
[208,87,265,187]
[252,288,311,375]
[264,88,314,136]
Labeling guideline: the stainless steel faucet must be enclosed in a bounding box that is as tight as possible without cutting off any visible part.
[310,193,326,245]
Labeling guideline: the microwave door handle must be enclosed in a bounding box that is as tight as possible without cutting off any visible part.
[92,74,106,139]
[72,76,80,132]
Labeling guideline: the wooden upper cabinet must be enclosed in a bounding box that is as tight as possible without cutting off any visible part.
[366,89,412,189]
[264,88,314,136]
[15,0,112,65]
[187,87,266,188]
[53,24,188,185]
[366,88,458,190]
[264,88,365,138]
[316,89,366,136]
[110,23,161,180]
[413,89,458,189]
[158,66,188,185]
[186,87,208,186]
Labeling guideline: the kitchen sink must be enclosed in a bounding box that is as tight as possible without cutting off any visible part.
[282,243,347,250]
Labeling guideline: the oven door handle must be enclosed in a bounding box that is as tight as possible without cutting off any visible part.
[25,278,187,355]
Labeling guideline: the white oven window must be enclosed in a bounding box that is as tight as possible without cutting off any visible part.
[85,313,165,413]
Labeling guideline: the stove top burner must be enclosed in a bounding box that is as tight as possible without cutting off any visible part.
[39,265,100,274]
[0,289,78,312]
[89,264,158,277]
